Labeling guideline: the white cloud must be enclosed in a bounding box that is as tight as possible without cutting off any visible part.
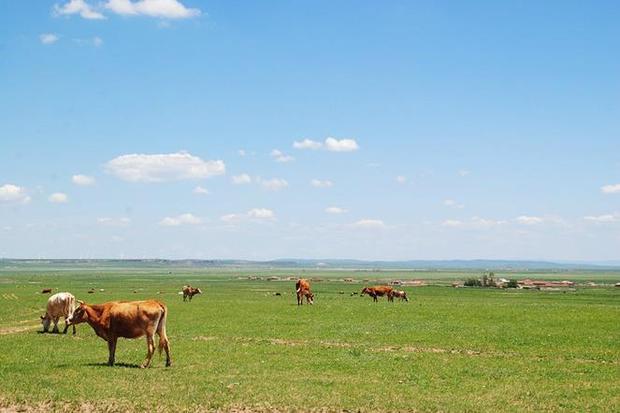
[97,217,131,227]
[311,179,333,188]
[458,169,471,177]
[325,137,359,152]
[442,217,507,229]
[584,213,619,223]
[247,208,275,220]
[54,0,106,19]
[105,152,225,183]
[601,183,620,194]
[444,199,464,209]
[104,0,201,19]
[49,193,69,204]
[270,149,295,163]
[0,184,31,204]
[221,208,275,223]
[160,213,203,227]
[259,178,288,191]
[72,174,96,186]
[515,215,544,225]
[193,186,209,195]
[232,174,252,185]
[396,176,407,184]
[238,149,246,157]
[293,139,322,150]
[325,207,347,214]
[40,33,59,45]
[293,137,359,152]
[93,36,103,47]
[352,219,386,229]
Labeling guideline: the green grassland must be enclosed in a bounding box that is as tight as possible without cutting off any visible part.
[0,268,619,412]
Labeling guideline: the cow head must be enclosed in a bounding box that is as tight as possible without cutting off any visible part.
[307,292,315,305]
[360,288,369,296]
[40,313,51,332]
[66,301,87,325]
[195,288,202,295]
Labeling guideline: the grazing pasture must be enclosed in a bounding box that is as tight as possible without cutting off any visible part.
[0,267,618,412]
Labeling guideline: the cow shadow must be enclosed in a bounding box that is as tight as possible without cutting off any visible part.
[84,362,142,369]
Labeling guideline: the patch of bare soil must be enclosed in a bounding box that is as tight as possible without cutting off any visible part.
[0,325,39,336]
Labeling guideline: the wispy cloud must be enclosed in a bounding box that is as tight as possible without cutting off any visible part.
[584,213,619,223]
[72,174,96,186]
[325,207,348,214]
[221,208,275,223]
[352,219,386,229]
[53,0,105,19]
[293,137,359,152]
[231,174,252,185]
[160,213,203,227]
[601,183,620,194]
[0,184,31,204]
[193,186,209,195]
[259,178,288,191]
[97,217,131,227]
[105,152,225,183]
[442,217,507,229]
[104,0,201,19]
[49,193,69,204]
[270,149,295,163]
[311,179,333,188]
[443,199,464,209]
[40,33,59,45]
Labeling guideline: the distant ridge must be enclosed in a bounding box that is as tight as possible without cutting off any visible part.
[1,258,618,271]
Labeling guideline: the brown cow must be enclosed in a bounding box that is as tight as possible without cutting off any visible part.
[67,300,171,368]
[182,285,202,302]
[295,279,314,305]
[361,286,394,302]
[41,288,53,294]
[389,290,409,302]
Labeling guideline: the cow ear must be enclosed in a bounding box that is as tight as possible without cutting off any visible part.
[77,300,84,305]
[40,315,45,319]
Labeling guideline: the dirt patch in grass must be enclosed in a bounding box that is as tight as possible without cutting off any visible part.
[0,324,39,336]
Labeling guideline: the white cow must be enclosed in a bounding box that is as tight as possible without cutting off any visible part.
[41,292,77,334]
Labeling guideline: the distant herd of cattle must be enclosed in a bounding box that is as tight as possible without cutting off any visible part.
[39,280,409,368]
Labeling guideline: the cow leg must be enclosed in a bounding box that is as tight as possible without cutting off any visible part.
[72,323,76,335]
[142,334,155,368]
[62,317,69,334]
[52,317,60,333]
[160,335,172,367]
[107,336,117,366]
[183,294,186,302]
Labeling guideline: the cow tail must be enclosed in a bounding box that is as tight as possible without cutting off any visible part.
[157,304,168,356]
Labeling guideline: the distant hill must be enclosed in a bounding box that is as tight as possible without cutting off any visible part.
[1,258,619,271]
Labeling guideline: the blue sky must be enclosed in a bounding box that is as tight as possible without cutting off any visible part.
[0,0,619,260]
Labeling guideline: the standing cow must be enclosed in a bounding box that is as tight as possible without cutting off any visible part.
[41,292,77,334]
[361,286,394,302]
[182,285,202,302]
[67,300,171,368]
[296,279,314,305]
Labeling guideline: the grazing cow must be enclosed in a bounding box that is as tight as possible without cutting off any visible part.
[41,288,52,294]
[182,285,202,302]
[41,292,77,334]
[67,300,171,368]
[361,286,394,302]
[295,279,314,305]
[389,290,409,302]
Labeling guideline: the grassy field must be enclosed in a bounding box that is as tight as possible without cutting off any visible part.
[0,268,619,412]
